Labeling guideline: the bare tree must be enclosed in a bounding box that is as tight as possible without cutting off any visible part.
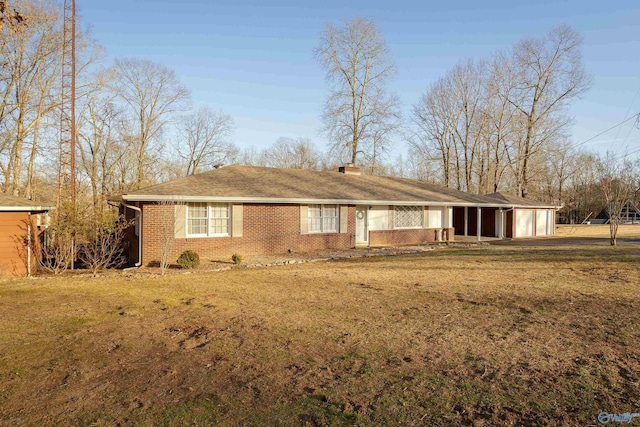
[544,138,582,206]
[0,0,61,196]
[0,1,27,32]
[263,137,320,169]
[77,89,121,214]
[483,50,518,193]
[410,77,458,187]
[411,60,486,192]
[175,106,235,176]
[234,145,267,167]
[411,24,590,198]
[111,58,190,187]
[450,59,487,193]
[315,16,399,166]
[507,24,591,197]
[597,153,638,245]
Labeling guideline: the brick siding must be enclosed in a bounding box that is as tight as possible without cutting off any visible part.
[369,227,454,247]
[141,203,356,265]
[139,202,454,266]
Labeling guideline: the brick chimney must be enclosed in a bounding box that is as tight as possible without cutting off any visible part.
[338,164,361,175]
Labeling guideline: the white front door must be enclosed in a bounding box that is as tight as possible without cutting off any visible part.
[355,206,368,245]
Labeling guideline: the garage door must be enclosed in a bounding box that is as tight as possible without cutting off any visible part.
[536,210,548,236]
[515,209,534,238]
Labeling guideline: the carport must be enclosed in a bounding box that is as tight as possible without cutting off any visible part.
[451,192,558,241]
[453,206,505,241]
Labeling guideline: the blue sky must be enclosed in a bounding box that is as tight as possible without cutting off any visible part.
[79,0,640,158]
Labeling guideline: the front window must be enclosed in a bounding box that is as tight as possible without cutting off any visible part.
[309,204,338,233]
[394,206,423,229]
[187,203,230,236]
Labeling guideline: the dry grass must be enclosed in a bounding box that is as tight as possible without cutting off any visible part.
[1,231,640,426]
[556,224,640,238]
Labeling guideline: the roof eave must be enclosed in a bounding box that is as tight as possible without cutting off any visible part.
[120,194,559,209]
[0,206,53,212]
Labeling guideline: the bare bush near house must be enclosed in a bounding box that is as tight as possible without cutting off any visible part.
[77,217,131,276]
[157,201,177,274]
[315,16,400,166]
[40,228,74,275]
[597,153,639,245]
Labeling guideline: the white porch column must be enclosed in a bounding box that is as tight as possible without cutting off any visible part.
[498,208,503,238]
[464,206,468,236]
[477,207,482,242]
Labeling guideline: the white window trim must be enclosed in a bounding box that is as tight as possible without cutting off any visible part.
[308,204,339,234]
[393,206,424,229]
[186,203,231,238]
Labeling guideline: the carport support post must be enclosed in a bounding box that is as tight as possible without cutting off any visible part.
[464,206,468,236]
[477,207,482,242]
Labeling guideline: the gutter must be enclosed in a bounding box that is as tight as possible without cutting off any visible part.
[119,194,559,210]
[0,206,54,212]
[121,202,142,267]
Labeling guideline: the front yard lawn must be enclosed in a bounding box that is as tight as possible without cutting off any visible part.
[1,240,639,426]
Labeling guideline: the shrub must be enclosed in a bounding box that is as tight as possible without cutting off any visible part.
[231,253,243,265]
[76,217,131,276]
[177,250,200,269]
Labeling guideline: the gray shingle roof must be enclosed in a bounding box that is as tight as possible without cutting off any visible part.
[484,192,556,208]
[0,194,52,211]
[121,165,555,208]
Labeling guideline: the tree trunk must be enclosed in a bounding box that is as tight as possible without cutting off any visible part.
[11,108,25,196]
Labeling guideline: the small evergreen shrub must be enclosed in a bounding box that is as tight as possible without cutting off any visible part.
[231,253,243,265]
[177,250,200,269]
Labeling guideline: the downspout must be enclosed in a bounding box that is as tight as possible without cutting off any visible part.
[122,202,142,267]
[27,213,31,278]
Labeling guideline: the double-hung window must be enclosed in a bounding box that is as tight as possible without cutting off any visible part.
[187,203,230,237]
[308,204,338,233]
[394,206,423,229]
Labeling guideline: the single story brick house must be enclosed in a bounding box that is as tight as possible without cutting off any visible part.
[0,194,51,276]
[116,165,558,266]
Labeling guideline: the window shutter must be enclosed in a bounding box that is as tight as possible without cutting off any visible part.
[388,206,394,229]
[339,205,348,233]
[174,204,187,238]
[232,204,243,237]
[424,207,429,228]
[300,205,308,234]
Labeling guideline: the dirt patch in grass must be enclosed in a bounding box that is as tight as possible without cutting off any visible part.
[1,239,639,425]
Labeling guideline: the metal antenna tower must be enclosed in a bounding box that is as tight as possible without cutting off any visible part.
[57,0,76,213]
